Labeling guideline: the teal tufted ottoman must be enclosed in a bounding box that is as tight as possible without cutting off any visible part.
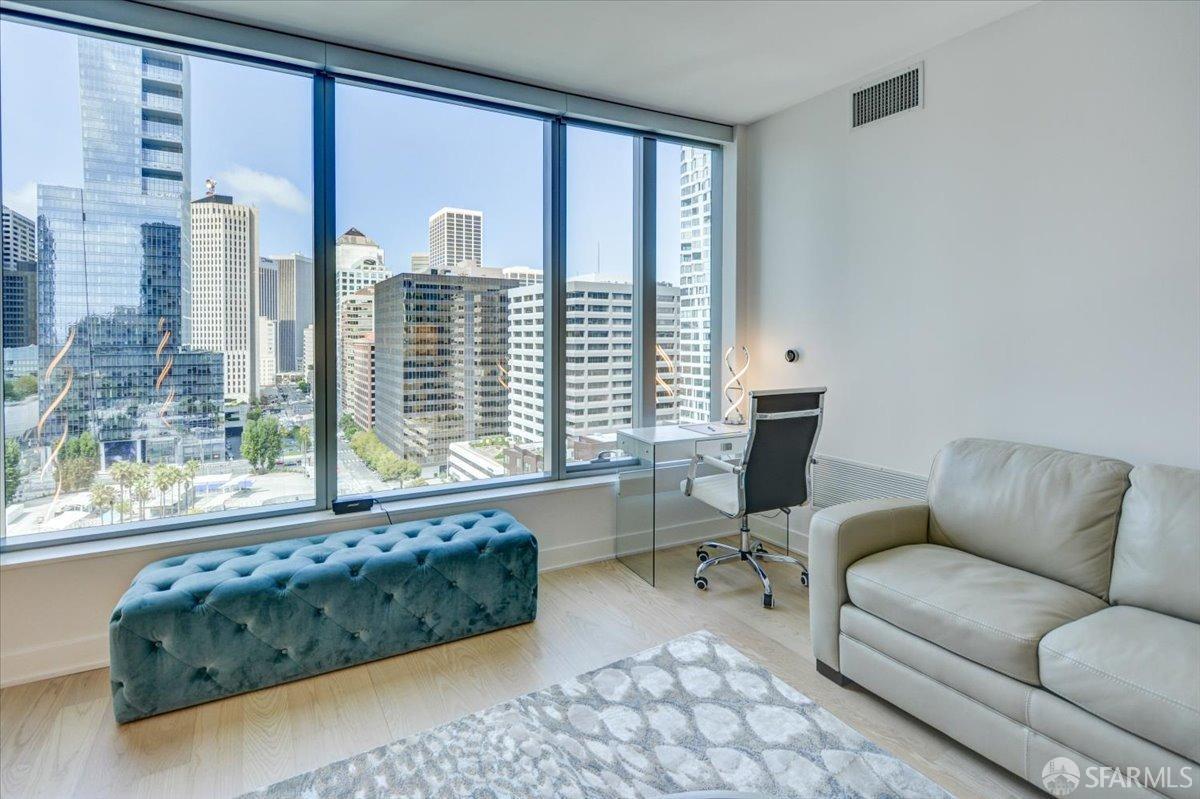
[108,509,537,722]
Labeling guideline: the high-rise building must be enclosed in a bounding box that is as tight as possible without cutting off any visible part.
[336,227,389,301]
[3,261,37,349]
[302,323,315,378]
[410,253,429,273]
[501,266,542,286]
[676,146,713,423]
[374,269,516,468]
[36,40,223,465]
[2,205,36,268]
[257,316,277,389]
[337,285,374,405]
[427,208,482,274]
[346,332,375,430]
[3,204,39,349]
[507,276,679,460]
[271,252,313,373]
[190,189,259,401]
[258,257,279,321]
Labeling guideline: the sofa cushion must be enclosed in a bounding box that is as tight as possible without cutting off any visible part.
[1039,605,1200,761]
[1110,464,1200,624]
[927,438,1131,598]
[846,543,1107,685]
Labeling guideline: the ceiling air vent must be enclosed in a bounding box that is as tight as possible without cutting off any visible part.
[852,63,922,128]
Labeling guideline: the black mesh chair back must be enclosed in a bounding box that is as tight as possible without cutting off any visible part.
[742,388,826,515]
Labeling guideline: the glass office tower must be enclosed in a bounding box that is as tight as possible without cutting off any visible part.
[37,38,223,466]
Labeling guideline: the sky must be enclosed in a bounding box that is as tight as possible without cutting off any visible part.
[0,20,691,285]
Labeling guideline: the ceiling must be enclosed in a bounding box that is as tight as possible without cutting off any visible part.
[148,0,1038,124]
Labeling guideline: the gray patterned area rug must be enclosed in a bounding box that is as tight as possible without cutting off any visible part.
[241,630,950,798]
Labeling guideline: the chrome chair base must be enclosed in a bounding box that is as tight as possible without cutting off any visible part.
[693,521,808,608]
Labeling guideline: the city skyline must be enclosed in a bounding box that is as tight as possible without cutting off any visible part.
[2,21,693,288]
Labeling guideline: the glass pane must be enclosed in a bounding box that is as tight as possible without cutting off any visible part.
[656,142,714,426]
[1,21,314,543]
[564,126,637,467]
[334,84,546,495]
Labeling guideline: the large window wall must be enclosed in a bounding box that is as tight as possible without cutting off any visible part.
[0,11,722,549]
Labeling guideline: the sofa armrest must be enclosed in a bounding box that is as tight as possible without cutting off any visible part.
[808,499,929,673]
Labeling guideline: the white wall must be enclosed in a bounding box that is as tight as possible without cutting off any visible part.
[742,0,1200,476]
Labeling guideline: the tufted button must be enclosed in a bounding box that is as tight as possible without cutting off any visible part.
[350,631,360,639]
[238,622,248,631]
[349,568,359,578]
[384,593,394,602]
[278,648,288,656]
[314,607,324,617]
[153,640,163,649]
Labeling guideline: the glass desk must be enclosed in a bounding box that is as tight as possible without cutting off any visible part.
[616,423,755,585]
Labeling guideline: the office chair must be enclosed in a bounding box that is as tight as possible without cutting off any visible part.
[682,387,826,608]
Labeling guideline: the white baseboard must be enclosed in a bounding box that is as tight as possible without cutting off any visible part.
[0,632,109,688]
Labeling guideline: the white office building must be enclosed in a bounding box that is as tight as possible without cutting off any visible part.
[507,276,679,462]
[189,190,259,401]
[257,316,277,389]
[427,208,482,274]
[335,227,389,302]
[676,146,713,423]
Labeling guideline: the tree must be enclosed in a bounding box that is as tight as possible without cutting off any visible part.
[109,460,137,507]
[4,439,22,504]
[294,425,311,462]
[297,379,310,395]
[242,416,283,473]
[90,484,116,524]
[3,374,37,402]
[152,464,178,516]
[182,460,200,509]
[57,432,100,493]
[114,499,133,524]
[340,413,360,439]
[132,476,152,521]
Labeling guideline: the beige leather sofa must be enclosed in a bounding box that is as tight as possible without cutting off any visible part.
[810,439,1199,798]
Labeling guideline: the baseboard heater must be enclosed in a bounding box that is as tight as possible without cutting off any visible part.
[812,454,928,509]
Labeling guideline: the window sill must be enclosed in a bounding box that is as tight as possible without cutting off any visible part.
[0,472,617,571]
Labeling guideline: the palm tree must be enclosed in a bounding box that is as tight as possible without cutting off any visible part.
[90,484,116,524]
[114,499,133,524]
[182,460,200,510]
[152,464,175,516]
[132,476,152,521]
[295,425,311,466]
[109,460,136,508]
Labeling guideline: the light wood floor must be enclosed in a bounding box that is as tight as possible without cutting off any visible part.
[0,539,1042,799]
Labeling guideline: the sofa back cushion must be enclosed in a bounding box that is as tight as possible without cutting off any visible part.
[927,438,1131,598]
[1110,464,1200,623]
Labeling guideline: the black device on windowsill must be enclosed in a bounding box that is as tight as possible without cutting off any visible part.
[332,496,376,514]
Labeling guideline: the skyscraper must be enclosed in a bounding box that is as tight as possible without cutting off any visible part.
[337,285,374,405]
[3,203,38,347]
[508,276,679,460]
[336,227,389,301]
[190,188,259,401]
[271,252,313,373]
[427,208,482,274]
[36,40,223,465]
[676,146,714,423]
[3,205,39,349]
[258,257,279,321]
[374,269,516,468]
[2,205,36,268]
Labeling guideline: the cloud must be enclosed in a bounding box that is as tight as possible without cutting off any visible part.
[2,182,38,219]
[214,166,309,215]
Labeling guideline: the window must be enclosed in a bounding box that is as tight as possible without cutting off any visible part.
[1,20,313,544]
[0,10,724,549]
[656,142,715,425]
[564,126,636,466]
[334,83,547,494]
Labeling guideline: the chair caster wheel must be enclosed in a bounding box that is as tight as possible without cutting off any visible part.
[753,543,768,555]
[694,576,709,591]
[763,592,775,608]
[800,570,809,588]
[696,548,709,562]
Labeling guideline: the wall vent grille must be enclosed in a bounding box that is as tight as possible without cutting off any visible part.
[812,454,928,509]
[852,64,922,128]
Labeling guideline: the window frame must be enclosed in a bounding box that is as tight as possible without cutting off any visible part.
[0,5,725,552]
